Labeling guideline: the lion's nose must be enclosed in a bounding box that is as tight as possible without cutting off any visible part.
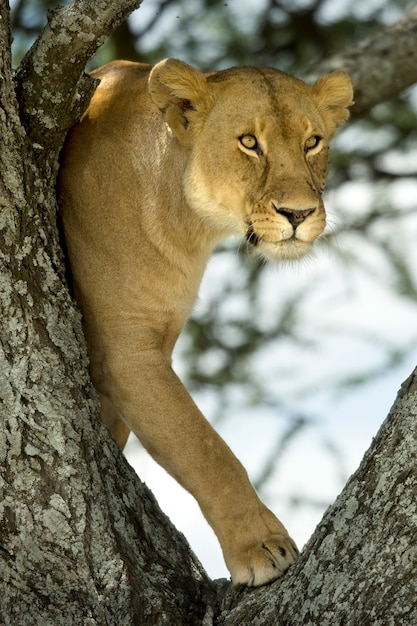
[273,206,316,228]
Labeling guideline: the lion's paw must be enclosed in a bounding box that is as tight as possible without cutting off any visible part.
[227,533,299,587]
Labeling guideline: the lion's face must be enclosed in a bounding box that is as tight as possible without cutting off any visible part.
[149,61,353,261]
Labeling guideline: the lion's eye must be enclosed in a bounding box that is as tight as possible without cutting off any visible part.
[239,134,258,150]
[305,135,322,152]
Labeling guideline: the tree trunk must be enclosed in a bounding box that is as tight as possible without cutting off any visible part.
[1,2,213,623]
[1,1,417,623]
[216,368,417,624]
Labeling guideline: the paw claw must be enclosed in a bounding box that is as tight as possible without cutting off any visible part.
[228,533,299,587]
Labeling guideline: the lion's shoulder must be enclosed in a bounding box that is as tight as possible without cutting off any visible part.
[90,59,152,82]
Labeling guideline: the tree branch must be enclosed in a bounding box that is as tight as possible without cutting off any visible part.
[303,4,417,116]
[0,0,12,79]
[216,367,417,623]
[14,0,143,165]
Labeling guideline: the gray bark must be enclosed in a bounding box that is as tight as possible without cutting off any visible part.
[216,369,417,625]
[1,1,417,623]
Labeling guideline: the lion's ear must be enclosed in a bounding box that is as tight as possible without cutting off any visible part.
[312,71,354,138]
[149,58,210,146]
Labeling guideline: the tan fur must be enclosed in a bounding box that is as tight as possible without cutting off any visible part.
[58,59,353,586]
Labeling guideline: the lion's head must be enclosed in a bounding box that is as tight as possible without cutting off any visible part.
[149,59,353,261]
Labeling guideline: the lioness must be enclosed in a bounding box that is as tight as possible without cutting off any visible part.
[59,59,353,586]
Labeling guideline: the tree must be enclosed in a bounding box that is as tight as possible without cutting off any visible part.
[1,0,417,622]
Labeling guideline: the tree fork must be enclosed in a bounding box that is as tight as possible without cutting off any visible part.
[1,1,417,623]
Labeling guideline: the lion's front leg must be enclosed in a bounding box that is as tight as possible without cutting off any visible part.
[94,345,299,586]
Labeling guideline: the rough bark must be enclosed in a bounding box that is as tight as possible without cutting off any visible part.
[216,368,417,624]
[1,1,417,623]
[14,0,146,170]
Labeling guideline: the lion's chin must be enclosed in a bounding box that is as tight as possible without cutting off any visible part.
[251,238,314,262]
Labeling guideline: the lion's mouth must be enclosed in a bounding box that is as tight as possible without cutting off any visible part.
[245,226,314,261]
[245,226,300,247]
